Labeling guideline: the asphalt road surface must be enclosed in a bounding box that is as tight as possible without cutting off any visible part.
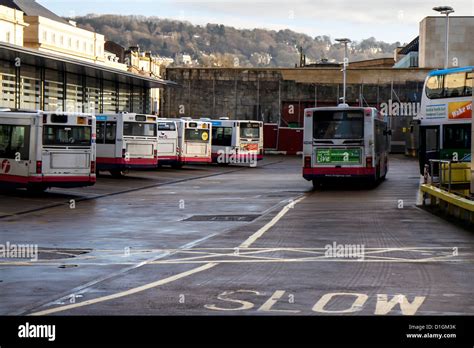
[0,155,473,316]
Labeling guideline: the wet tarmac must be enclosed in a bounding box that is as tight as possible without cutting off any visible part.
[0,155,473,316]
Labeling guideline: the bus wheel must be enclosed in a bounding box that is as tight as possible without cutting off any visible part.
[27,185,47,193]
[110,170,125,178]
[312,180,322,190]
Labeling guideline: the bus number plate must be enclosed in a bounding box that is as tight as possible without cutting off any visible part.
[316,148,361,164]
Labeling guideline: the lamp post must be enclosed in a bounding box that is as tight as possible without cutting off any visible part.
[433,6,455,69]
[336,38,351,105]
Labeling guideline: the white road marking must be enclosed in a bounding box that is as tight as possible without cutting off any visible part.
[30,262,218,316]
[239,196,306,248]
[28,194,306,316]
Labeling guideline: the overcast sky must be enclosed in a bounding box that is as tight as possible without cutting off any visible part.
[38,0,473,44]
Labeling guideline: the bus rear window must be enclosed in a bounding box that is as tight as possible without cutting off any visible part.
[313,111,364,140]
[240,124,260,139]
[185,129,209,143]
[124,122,157,137]
[43,126,91,146]
[158,122,176,131]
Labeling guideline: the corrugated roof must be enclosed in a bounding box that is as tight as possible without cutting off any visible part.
[0,0,69,24]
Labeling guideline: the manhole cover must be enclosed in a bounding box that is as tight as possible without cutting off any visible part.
[183,215,260,222]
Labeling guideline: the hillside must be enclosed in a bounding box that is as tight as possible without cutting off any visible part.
[74,14,402,67]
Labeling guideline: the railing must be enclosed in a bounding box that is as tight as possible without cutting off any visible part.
[425,159,471,198]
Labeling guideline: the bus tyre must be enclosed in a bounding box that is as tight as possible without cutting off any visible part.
[27,185,47,193]
[312,180,321,190]
[110,170,125,178]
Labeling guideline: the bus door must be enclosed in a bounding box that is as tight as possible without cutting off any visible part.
[419,125,440,174]
[41,114,93,177]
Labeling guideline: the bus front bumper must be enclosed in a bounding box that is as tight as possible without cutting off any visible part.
[303,167,376,181]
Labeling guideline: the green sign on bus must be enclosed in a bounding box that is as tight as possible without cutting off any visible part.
[316,148,361,164]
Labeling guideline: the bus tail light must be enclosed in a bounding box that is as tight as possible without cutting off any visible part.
[364,108,372,117]
[36,161,42,174]
[304,156,312,168]
[90,161,96,173]
[366,156,373,168]
[154,149,158,158]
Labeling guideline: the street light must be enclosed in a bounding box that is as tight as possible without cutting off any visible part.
[336,38,351,105]
[433,6,455,69]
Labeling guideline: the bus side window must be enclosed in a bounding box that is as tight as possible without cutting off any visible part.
[212,127,224,146]
[426,75,444,99]
[105,122,117,144]
[96,121,105,144]
[444,72,466,98]
[466,72,472,96]
[0,124,30,160]
[223,127,232,146]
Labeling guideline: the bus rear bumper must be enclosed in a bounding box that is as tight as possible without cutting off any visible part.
[96,157,158,170]
[179,156,212,164]
[0,174,96,189]
[303,167,376,181]
[211,153,263,163]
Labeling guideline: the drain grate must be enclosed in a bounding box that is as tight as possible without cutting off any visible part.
[184,214,260,222]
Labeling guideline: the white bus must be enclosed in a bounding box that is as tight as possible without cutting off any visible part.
[418,66,472,174]
[0,110,96,191]
[210,118,264,165]
[168,118,212,167]
[96,113,158,177]
[156,119,179,167]
[303,105,390,187]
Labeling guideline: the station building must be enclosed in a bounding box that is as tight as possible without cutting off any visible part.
[0,0,175,114]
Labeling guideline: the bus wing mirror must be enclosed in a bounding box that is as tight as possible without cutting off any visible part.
[384,129,392,136]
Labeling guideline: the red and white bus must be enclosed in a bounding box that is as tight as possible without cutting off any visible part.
[303,105,390,187]
[168,118,212,167]
[210,118,264,165]
[96,113,158,177]
[156,119,179,167]
[0,110,96,191]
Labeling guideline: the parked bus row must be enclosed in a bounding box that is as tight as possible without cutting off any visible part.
[0,111,264,191]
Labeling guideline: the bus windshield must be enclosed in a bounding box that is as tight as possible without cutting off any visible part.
[313,111,364,140]
[240,124,260,139]
[124,122,157,137]
[43,126,91,146]
[185,129,210,143]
